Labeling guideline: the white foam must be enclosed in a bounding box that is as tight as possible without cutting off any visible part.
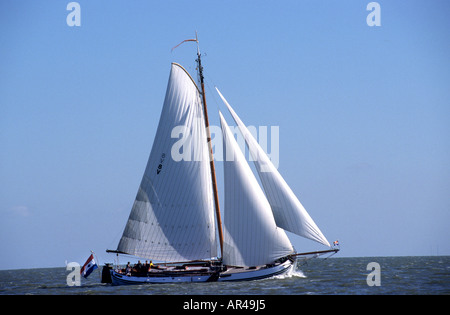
[272,267,307,280]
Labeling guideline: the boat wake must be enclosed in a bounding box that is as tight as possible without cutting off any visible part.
[271,267,306,280]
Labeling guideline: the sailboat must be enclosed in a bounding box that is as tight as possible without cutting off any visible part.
[105,37,338,285]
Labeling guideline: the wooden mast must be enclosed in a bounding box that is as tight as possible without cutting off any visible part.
[195,36,224,259]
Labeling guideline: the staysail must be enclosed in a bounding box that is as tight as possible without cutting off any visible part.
[219,111,294,267]
[217,88,331,247]
[116,63,217,262]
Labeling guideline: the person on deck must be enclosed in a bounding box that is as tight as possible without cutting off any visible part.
[125,262,131,276]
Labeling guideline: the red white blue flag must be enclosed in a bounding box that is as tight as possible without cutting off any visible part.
[80,254,98,278]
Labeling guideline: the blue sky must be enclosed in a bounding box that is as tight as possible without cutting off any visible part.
[1,0,449,270]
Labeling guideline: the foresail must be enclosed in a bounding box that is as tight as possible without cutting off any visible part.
[219,111,294,267]
[116,63,217,262]
[217,88,331,247]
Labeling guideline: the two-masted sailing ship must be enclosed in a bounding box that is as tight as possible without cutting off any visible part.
[104,36,338,285]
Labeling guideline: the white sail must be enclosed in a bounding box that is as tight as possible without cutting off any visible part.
[217,88,331,247]
[219,111,294,267]
[116,63,217,262]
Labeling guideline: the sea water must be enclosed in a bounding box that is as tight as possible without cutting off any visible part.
[0,256,448,295]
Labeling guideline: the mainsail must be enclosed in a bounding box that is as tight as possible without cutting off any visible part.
[216,88,331,248]
[116,63,217,262]
[219,112,294,267]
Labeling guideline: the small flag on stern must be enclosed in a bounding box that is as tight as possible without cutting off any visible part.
[333,240,339,247]
[80,253,98,278]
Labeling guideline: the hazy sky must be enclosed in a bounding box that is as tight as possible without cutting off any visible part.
[1,0,449,270]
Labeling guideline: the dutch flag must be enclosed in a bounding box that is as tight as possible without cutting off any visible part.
[80,253,98,278]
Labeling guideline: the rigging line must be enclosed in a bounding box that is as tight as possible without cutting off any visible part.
[204,78,222,114]
[107,220,128,253]
[202,69,222,109]
[295,249,339,267]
